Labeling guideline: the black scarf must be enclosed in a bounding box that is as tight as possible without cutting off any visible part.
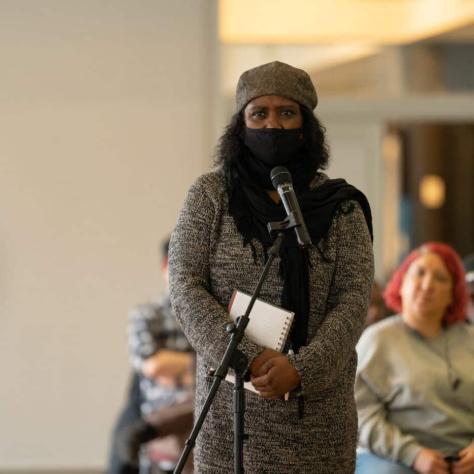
[227,155,373,352]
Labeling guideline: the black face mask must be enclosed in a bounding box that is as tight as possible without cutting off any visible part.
[243,127,304,166]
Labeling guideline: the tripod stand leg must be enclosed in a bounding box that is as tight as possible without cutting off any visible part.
[233,370,246,473]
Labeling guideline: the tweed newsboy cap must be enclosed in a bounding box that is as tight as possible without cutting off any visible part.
[235,61,318,112]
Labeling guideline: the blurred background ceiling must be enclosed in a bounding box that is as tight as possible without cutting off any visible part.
[218,0,474,97]
[219,0,474,44]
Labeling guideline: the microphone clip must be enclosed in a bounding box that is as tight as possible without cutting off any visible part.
[267,213,300,236]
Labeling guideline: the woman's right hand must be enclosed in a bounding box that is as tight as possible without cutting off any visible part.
[453,442,474,474]
[413,448,450,474]
[249,348,280,376]
[249,348,300,399]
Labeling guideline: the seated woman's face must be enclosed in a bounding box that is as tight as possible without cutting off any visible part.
[400,252,453,322]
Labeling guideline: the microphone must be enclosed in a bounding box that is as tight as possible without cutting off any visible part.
[270,166,312,248]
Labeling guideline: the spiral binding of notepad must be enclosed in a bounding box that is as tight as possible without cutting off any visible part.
[277,318,292,352]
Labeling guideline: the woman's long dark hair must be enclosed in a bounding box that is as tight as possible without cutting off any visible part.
[214,106,330,189]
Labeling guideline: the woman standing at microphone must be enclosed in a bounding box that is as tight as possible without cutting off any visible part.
[169,61,374,473]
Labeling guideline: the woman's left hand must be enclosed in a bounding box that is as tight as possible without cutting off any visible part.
[250,355,300,399]
[453,443,474,474]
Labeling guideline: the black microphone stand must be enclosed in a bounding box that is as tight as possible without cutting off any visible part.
[174,215,300,474]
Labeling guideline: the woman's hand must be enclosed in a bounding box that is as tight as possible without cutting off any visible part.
[250,353,300,399]
[413,448,450,474]
[453,443,474,474]
[249,348,280,375]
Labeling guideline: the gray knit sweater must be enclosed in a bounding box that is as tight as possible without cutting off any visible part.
[169,169,374,473]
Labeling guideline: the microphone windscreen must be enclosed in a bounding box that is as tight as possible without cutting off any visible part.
[270,166,292,189]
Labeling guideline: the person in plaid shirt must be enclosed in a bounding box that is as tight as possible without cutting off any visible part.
[128,293,193,417]
[107,238,194,474]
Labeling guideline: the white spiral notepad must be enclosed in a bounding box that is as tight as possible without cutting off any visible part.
[225,290,295,393]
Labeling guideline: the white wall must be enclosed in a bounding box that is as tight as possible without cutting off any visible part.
[321,118,385,279]
[318,94,474,280]
[0,0,214,469]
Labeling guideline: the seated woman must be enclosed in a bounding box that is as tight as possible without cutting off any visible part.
[355,242,474,474]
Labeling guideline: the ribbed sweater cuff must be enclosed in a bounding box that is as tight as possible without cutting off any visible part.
[398,443,423,468]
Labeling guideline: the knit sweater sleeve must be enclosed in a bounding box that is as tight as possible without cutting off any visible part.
[168,174,263,369]
[355,326,423,467]
[287,202,373,394]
